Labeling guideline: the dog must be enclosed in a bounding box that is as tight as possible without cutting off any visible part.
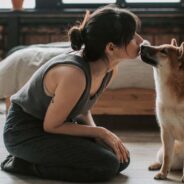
[141,39,184,182]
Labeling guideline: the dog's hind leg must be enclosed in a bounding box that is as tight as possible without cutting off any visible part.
[148,162,162,171]
[148,146,162,170]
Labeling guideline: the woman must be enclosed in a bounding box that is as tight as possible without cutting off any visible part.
[1,4,143,182]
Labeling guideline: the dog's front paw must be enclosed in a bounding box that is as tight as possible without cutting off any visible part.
[181,175,184,183]
[154,172,167,180]
[148,162,161,171]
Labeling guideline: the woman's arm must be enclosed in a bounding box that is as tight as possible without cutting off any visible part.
[43,65,129,162]
[76,110,96,127]
[85,110,96,126]
[43,65,90,133]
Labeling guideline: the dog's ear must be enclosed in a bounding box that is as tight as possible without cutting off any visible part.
[178,42,184,69]
[178,42,184,59]
[171,38,178,47]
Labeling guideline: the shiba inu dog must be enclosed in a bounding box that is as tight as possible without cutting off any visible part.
[141,39,184,182]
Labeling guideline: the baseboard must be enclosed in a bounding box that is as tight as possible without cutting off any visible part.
[94,115,159,131]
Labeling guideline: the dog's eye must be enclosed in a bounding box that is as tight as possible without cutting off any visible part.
[160,49,168,55]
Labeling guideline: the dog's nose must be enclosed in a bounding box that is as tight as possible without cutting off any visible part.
[141,45,147,54]
[141,45,146,50]
[140,40,151,53]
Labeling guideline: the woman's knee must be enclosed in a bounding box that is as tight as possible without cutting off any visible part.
[103,156,130,178]
[118,157,130,173]
[96,152,130,180]
[93,151,120,180]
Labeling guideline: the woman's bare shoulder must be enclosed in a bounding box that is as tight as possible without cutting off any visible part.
[43,64,86,96]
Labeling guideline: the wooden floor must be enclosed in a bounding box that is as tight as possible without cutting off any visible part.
[0,101,182,184]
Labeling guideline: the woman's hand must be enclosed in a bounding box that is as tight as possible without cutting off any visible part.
[97,127,129,163]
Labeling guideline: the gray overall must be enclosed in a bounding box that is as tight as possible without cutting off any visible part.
[1,53,130,182]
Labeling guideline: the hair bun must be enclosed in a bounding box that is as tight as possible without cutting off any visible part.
[68,26,83,50]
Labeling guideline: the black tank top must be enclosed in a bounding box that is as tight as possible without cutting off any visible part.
[11,53,113,121]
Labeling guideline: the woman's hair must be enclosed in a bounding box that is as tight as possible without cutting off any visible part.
[68,4,140,62]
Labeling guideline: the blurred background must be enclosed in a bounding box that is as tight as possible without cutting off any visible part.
[0,0,184,60]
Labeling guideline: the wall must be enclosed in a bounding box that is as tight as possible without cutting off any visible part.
[0,10,184,60]
[0,25,5,60]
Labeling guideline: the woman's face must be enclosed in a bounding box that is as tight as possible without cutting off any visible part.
[115,33,144,60]
[125,33,144,59]
[105,33,144,67]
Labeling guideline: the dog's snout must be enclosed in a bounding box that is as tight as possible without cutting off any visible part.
[141,45,146,50]
[140,45,158,67]
[141,45,154,54]
[141,45,147,54]
[140,40,151,54]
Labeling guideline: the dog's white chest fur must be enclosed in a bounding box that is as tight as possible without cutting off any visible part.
[154,69,184,140]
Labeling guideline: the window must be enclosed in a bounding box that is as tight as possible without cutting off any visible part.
[125,0,180,3]
[62,0,182,8]
[1,0,182,9]
[63,0,116,3]
[62,0,116,8]
[0,0,35,9]
[124,0,182,7]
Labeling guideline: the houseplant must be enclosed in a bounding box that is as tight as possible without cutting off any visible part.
[11,0,24,11]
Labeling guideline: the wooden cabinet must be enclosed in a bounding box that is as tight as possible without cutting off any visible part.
[0,8,184,57]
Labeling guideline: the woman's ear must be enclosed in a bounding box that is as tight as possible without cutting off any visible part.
[105,42,116,57]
